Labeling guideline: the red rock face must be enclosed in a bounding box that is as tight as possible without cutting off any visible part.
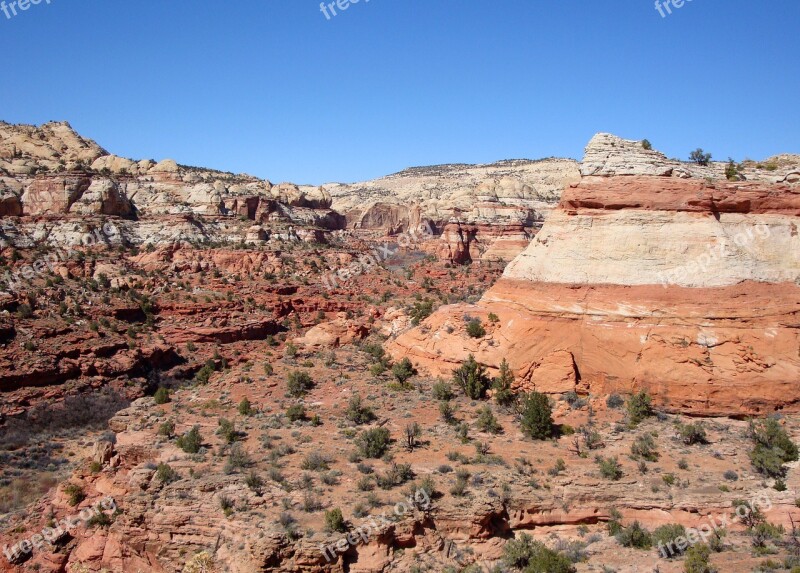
[390,175,800,416]
[564,176,800,215]
[435,221,532,264]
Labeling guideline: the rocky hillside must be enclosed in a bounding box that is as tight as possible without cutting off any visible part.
[390,134,800,416]
[0,121,342,248]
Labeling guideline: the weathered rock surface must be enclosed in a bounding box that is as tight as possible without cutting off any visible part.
[390,137,800,416]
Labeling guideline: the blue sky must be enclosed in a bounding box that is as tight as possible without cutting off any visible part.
[1,0,797,184]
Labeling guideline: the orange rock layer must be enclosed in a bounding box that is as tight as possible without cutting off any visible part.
[390,279,800,416]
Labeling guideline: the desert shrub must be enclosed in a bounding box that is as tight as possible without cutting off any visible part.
[238,397,254,416]
[492,359,515,406]
[453,354,491,400]
[548,458,567,477]
[606,393,624,409]
[156,462,179,483]
[432,381,454,401]
[616,520,652,549]
[376,462,414,489]
[409,299,434,325]
[678,422,707,445]
[217,418,238,444]
[391,358,416,384]
[501,533,576,572]
[653,523,688,557]
[356,427,391,459]
[286,403,307,422]
[17,304,33,318]
[439,401,456,424]
[723,470,738,481]
[596,456,623,480]
[63,483,85,506]
[662,473,676,486]
[750,522,784,549]
[300,452,330,471]
[405,422,422,449]
[287,371,314,397]
[176,426,202,453]
[158,420,176,437]
[475,406,502,434]
[631,434,659,461]
[748,417,799,477]
[689,148,712,166]
[153,387,170,405]
[519,392,553,440]
[641,139,653,150]
[245,471,264,493]
[725,158,739,180]
[466,318,486,338]
[325,508,346,532]
[345,394,376,425]
[627,390,653,426]
[684,543,715,573]
[225,444,252,473]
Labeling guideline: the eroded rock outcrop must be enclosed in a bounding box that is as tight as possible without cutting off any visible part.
[390,136,800,416]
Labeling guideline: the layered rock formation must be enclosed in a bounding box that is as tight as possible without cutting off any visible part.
[0,122,344,248]
[390,135,800,416]
[326,159,582,262]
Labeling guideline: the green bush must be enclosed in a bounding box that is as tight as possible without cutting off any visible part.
[356,427,391,459]
[492,359,515,406]
[287,370,314,397]
[683,543,716,573]
[641,139,653,150]
[238,397,254,416]
[616,520,652,549]
[286,403,307,422]
[596,456,623,481]
[63,483,86,507]
[466,319,486,339]
[345,394,376,425]
[156,462,179,483]
[154,387,170,404]
[631,434,659,462]
[725,158,739,180]
[391,358,416,384]
[748,417,799,477]
[176,426,203,453]
[432,381,454,401]
[217,418,238,444]
[606,393,624,408]
[519,392,553,440]
[475,406,502,434]
[158,420,175,438]
[501,533,576,573]
[653,523,687,557]
[678,422,707,445]
[324,508,346,533]
[453,354,491,400]
[689,148,712,166]
[627,390,653,426]
[439,401,457,424]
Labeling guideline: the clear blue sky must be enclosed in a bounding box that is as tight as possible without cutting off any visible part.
[1,0,797,184]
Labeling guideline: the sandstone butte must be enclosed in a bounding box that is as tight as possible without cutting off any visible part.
[389,134,800,417]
